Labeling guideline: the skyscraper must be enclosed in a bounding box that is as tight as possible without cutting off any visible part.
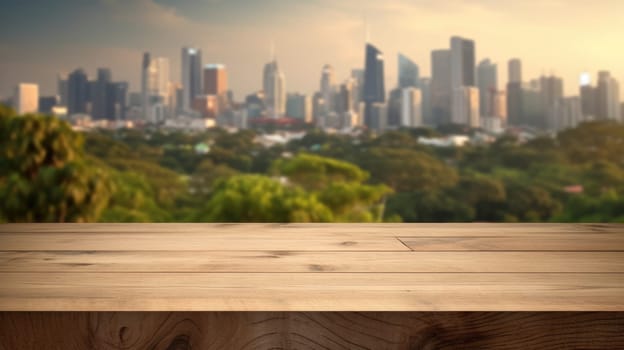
[387,88,402,128]
[57,74,68,107]
[401,87,422,127]
[549,97,582,131]
[398,53,419,89]
[350,69,364,111]
[431,49,451,125]
[107,82,128,121]
[452,86,480,127]
[450,36,476,88]
[419,77,433,125]
[93,68,112,119]
[363,43,385,129]
[477,59,498,116]
[320,64,335,114]
[67,68,89,116]
[13,83,39,114]
[203,64,228,96]
[540,75,564,130]
[597,71,621,121]
[286,93,312,122]
[579,73,597,120]
[181,47,202,112]
[263,60,286,118]
[507,59,523,126]
[142,53,171,122]
[337,79,355,115]
[508,59,522,84]
[450,37,477,126]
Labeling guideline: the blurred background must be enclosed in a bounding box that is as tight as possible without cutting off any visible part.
[1,1,623,223]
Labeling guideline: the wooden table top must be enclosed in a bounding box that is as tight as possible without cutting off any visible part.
[0,223,623,312]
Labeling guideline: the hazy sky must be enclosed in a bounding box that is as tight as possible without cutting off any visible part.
[1,0,623,99]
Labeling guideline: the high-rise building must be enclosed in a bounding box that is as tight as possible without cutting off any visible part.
[450,37,477,126]
[549,97,583,131]
[312,92,326,126]
[286,93,312,122]
[398,53,419,89]
[38,96,59,114]
[263,60,286,118]
[452,86,480,127]
[431,49,451,125]
[370,102,387,132]
[192,95,219,119]
[67,69,89,116]
[540,75,564,130]
[508,59,522,84]
[522,80,543,128]
[93,68,112,119]
[13,83,39,114]
[107,82,128,121]
[351,69,365,110]
[203,64,228,96]
[506,59,523,126]
[337,79,355,115]
[363,43,385,129]
[477,59,498,116]
[450,36,476,88]
[181,47,202,112]
[386,88,402,128]
[401,87,422,127]
[419,77,433,125]
[597,71,621,120]
[142,53,171,122]
[580,73,597,121]
[320,64,335,114]
[57,74,68,107]
[490,91,507,121]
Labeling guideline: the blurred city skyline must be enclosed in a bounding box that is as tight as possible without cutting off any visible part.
[1,0,624,98]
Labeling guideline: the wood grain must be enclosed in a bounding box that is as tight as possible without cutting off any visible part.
[1,312,622,349]
[1,273,623,311]
[1,251,622,273]
[399,234,624,251]
[0,224,623,312]
[0,232,409,251]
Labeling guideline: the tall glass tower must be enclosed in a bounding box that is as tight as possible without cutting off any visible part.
[181,47,202,112]
[398,53,419,89]
[363,43,385,129]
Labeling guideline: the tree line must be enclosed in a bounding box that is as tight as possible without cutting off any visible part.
[1,104,623,223]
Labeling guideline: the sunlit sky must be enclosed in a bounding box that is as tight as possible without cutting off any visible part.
[1,0,623,99]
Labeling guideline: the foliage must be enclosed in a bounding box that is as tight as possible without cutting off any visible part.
[1,112,623,223]
[196,174,333,222]
[0,114,110,222]
[357,147,458,192]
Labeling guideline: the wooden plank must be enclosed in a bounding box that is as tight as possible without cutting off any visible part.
[1,223,622,235]
[0,232,409,251]
[1,312,623,350]
[1,273,622,311]
[400,235,624,251]
[1,251,623,273]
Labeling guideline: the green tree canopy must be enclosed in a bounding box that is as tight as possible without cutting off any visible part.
[272,153,369,191]
[0,114,110,222]
[357,147,458,192]
[197,174,333,222]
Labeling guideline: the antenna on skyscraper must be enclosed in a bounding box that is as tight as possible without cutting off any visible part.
[270,40,275,61]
